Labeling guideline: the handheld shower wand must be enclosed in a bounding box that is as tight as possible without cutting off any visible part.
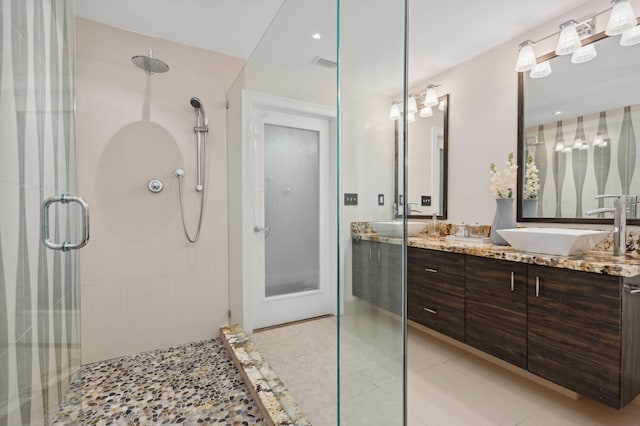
[175,97,209,243]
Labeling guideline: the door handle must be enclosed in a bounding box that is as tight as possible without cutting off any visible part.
[253,225,270,234]
[42,194,90,251]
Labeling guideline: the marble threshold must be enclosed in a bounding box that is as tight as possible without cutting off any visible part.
[221,325,311,426]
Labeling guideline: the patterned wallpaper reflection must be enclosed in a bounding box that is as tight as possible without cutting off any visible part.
[1,1,80,425]
[524,105,639,218]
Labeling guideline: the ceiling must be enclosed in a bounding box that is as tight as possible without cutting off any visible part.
[75,0,286,60]
[76,0,593,90]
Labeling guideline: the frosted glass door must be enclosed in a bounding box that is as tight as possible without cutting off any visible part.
[264,124,320,297]
[249,103,333,331]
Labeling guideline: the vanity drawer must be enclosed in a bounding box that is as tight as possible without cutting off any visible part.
[407,248,465,297]
[408,283,465,341]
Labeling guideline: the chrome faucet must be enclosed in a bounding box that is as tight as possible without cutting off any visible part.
[585,194,634,256]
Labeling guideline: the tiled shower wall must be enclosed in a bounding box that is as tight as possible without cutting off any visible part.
[0,1,80,425]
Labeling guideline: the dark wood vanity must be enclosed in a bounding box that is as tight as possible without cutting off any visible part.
[352,239,640,409]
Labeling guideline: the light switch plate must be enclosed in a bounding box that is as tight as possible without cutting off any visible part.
[344,193,358,206]
[378,194,384,206]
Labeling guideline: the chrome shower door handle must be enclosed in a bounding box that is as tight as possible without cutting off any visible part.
[42,194,90,251]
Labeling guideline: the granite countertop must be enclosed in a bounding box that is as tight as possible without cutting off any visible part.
[352,232,640,278]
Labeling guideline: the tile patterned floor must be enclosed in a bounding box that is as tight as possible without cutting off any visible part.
[252,300,640,426]
[53,339,266,425]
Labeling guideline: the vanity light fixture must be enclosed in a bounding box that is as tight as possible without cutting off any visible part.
[419,106,433,118]
[424,85,440,107]
[389,103,401,120]
[515,40,537,72]
[606,0,637,36]
[571,43,598,63]
[556,20,582,55]
[555,141,566,152]
[389,87,443,121]
[530,60,552,78]
[620,24,640,46]
[408,96,418,114]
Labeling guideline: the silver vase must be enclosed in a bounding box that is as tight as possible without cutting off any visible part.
[522,199,538,218]
[490,198,516,245]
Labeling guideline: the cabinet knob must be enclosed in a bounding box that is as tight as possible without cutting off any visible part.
[424,268,438,274]
[423,307,438,315]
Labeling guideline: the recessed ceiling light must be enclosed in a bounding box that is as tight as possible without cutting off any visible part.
[311,33,322,40]
[554,111,562,115]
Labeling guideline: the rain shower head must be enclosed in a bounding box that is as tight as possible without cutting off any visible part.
[131,49,169,75]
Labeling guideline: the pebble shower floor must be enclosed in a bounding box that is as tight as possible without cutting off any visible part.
[52,339,266,425]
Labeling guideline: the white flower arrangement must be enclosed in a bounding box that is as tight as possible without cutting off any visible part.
[489,152,517,199]
[524,153,540,200]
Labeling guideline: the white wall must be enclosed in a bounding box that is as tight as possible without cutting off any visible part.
[77,19,244,363]
[408,0,640,226]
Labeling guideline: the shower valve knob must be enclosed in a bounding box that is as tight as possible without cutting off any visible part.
[148,179,164,193]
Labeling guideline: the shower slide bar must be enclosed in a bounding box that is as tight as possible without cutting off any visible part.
[42,194,90,251]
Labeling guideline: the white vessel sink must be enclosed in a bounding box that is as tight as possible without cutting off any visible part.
[370,221,426,237]
[496,227,609,256]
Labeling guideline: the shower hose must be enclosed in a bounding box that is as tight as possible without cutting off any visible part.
[176,134,206,243]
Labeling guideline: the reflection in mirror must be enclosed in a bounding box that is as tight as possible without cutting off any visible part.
[396,94,448,219]
[518,33,640,224]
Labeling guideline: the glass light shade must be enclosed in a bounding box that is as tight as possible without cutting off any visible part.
[438,100,445,111]
[424,87,438,107]
[419,106,433,118]
[529,60,552,78]
[579,143,589,150]
[593,134,610,147]
[563,146,573,153]
[572,138,584,149]
[407,113,416,123]
[556,21,581,55]
[389,103,401,120]
[571,43,597,63]
[515,41,536,72]
[408,96,418,114]
[555,142,566,152]
[621,25,640,46]
[606,0,637,36]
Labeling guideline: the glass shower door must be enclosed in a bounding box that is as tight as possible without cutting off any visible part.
[338,0,407,424]
[1,1,83,424]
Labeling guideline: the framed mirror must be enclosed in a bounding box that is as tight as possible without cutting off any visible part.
[395,94,449,219]
[517,31,640,224]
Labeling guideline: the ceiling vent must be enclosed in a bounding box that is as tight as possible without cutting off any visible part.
[313,56,337,68]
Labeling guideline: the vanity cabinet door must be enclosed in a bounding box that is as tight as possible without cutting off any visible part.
[407,248,465,341]
[351,240,402,315]
[527,265,623,408]
[465,257,527,368]
[351,239,369,299]
[379,242,402,315]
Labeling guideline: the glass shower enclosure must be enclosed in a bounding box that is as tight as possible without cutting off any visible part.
[227,0,408,424]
